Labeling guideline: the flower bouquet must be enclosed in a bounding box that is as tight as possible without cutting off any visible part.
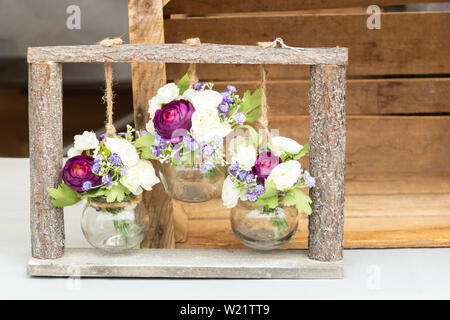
[49,126,160,252]
[135,70,262,202]
[222,131,314,250]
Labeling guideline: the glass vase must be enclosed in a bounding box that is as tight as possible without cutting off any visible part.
[230,199,298,250]
[159,163,225,202]
[81,197,148,252]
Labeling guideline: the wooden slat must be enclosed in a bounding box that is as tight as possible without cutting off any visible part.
[270,115,450,175]
[165,12,450,80]
[176,175,450,249]
[27,43,347,65]
[212,78,450,115]
[27,248,344,279]
[165,0,449,14]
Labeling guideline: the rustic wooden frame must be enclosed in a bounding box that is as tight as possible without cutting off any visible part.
[27,42,347,278]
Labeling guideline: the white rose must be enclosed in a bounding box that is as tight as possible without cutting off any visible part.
[74,131,99,151]
[148,97,161,119]
[267,160,301,191]
[222,176,240,208]
[121,160,160,195]
[156,83,179,104]
[181,88,198,102]
[67,147,82,158]
[270,136,303,157]
[104,137,139,167]
[190,89,223,111]
[231,145,257,171]
[191,109,231,142]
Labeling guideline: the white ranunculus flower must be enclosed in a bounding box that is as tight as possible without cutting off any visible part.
[231,145,257,171]
[222,176,240,208]
[74,131,99,151]
[270,136,303,157]
[267,160,302,191]
[190,89,223,111]
[104,137,139,167]
[67,147,82,158]
[156,83,179,104]
[148,97,161,119]
[121,160,160,195]
[191,109,231,142]
[181,88,198,102]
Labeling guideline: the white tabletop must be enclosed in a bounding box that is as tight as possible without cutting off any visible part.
[1,158,449,299]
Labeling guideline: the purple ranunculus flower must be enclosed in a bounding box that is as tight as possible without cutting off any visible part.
[252,152,282,184]
[153,99,195,143]
[62,155,102,192]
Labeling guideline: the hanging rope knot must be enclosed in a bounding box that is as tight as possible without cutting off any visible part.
[182,38,201,88]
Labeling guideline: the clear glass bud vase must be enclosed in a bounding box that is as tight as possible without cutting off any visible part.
[81,197,148,252]
[159,163,225,202]
[230,199,298,250]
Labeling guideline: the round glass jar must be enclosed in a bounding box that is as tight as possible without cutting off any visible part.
[230,199,298,250]
[159,163,225,202]
[81,196,148,252]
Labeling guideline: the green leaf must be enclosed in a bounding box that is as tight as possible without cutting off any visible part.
[259,180,278,199]
[240,89,261,114]
[176,68,191,95]
[254,194,278,209]
[293,143,310,160]
[49,183,81,207]
[245,106,261,123]
[106,183,131,203]
[134,134,157,160]
[283,188,312,215]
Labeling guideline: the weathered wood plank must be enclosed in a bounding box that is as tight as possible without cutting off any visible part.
[165,12,450,79]
[27,43,348,65]
[128,0,176,249]
[29,62,65,259]
[270,115,450,175]
[213,78,450,115]
[27,248,344,279]
[165,0,449,14]
[308,65,346,262]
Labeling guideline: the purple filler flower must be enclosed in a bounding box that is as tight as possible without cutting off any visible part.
[227,85,237,93]
[121,166,128,177]
[108,153,122,167]
[92,162,101,174]
[305,173,316,188]
[153,99,195,143]
[62,156,102,192]
[238,170,248,181]
[228,162,239,175]
[245,173,255,184]
[152,145,162,157]
[234,112,246,125]
[194,82,203,91]
[219,103,230,114]
[247,193,258,202]
[254,184,265,195]
[202,143,215,157]
[82,181,92,191]
[102,174,112,187]
[200,161,215,174]
[183,135,199,152]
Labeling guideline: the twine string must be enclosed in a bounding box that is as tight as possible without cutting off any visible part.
[98,37,123,141]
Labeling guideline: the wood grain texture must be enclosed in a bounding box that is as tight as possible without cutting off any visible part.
[176,174,450,249]
[29,63,65,259]
[164,12,450,80]
[27,43,348,65]
[213,78,450,115]
[128,0,175,248]
[27,248,344,279]
[270,115,450,175]
[165,0,449,14]
[308,65,346,262]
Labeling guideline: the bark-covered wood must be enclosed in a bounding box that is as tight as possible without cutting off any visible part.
[128,0,176,249]
[28,43,348,65]
[29,62,65,259]
[308,64,346,262]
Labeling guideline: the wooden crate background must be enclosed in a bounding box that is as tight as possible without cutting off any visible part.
[161,0,450,249]
[2,1,449,249]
